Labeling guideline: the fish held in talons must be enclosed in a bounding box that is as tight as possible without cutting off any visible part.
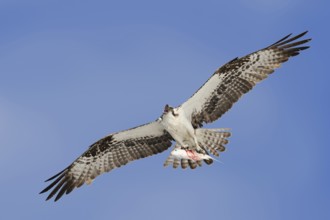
[163,148,214,169]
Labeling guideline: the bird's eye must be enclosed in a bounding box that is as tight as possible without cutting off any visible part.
[171,110,178,117]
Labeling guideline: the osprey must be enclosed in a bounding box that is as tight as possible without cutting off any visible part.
[41,31,311,201]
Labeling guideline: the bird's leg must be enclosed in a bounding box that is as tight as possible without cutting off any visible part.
[193,134,201,149]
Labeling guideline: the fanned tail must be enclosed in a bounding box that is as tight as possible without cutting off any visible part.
[163,152,203,169]
[163,128,231,169]
[196,128,231,157]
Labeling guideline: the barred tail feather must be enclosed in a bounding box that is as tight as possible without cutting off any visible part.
[196,128,231,157]
[163,153,201,169]
[163,128,230,169]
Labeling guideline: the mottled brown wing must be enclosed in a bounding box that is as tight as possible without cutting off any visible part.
[180,32,311,128]
[40,121,173,201]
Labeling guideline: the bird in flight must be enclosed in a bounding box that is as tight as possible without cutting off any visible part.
[40,31,311,201]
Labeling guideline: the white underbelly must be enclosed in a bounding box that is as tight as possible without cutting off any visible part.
[161,113,196,148]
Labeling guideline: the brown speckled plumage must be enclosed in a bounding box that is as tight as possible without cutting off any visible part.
[40,122,173,201]
[184,32,310,128]
[41,32,310,202]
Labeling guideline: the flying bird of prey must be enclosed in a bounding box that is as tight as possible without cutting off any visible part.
[40,31,311,201]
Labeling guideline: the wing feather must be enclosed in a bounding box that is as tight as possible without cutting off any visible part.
[181,31,311,128]
[40,121,173,201]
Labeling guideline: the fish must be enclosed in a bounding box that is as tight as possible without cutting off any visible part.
[163,148,214,169]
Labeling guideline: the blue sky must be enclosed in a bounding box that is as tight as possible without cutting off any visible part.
[0,0,329,219]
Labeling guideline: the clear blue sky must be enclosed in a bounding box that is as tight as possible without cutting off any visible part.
[0,0,329,219]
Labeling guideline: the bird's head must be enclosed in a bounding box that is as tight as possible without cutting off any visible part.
[160,104,179,119]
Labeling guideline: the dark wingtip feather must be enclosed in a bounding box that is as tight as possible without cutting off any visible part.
[294,46,310,51]
[40,172,66,194]
[299,30,309,37]
[271,31,310,48]
[44,168,67,182]
[273,31,311,58]
[40,167,74,201]
[270,33,292,46]
[54,181,71,202]
[45,178,67,201]
[280,39,311,49]
[294,31,308,39]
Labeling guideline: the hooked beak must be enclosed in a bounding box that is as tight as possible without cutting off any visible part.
[164,104,171,113]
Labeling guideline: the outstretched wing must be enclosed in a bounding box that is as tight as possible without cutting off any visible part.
[40,121,173,201]
[180,31,311,128]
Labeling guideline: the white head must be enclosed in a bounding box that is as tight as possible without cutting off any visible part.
[162,104,179,117]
